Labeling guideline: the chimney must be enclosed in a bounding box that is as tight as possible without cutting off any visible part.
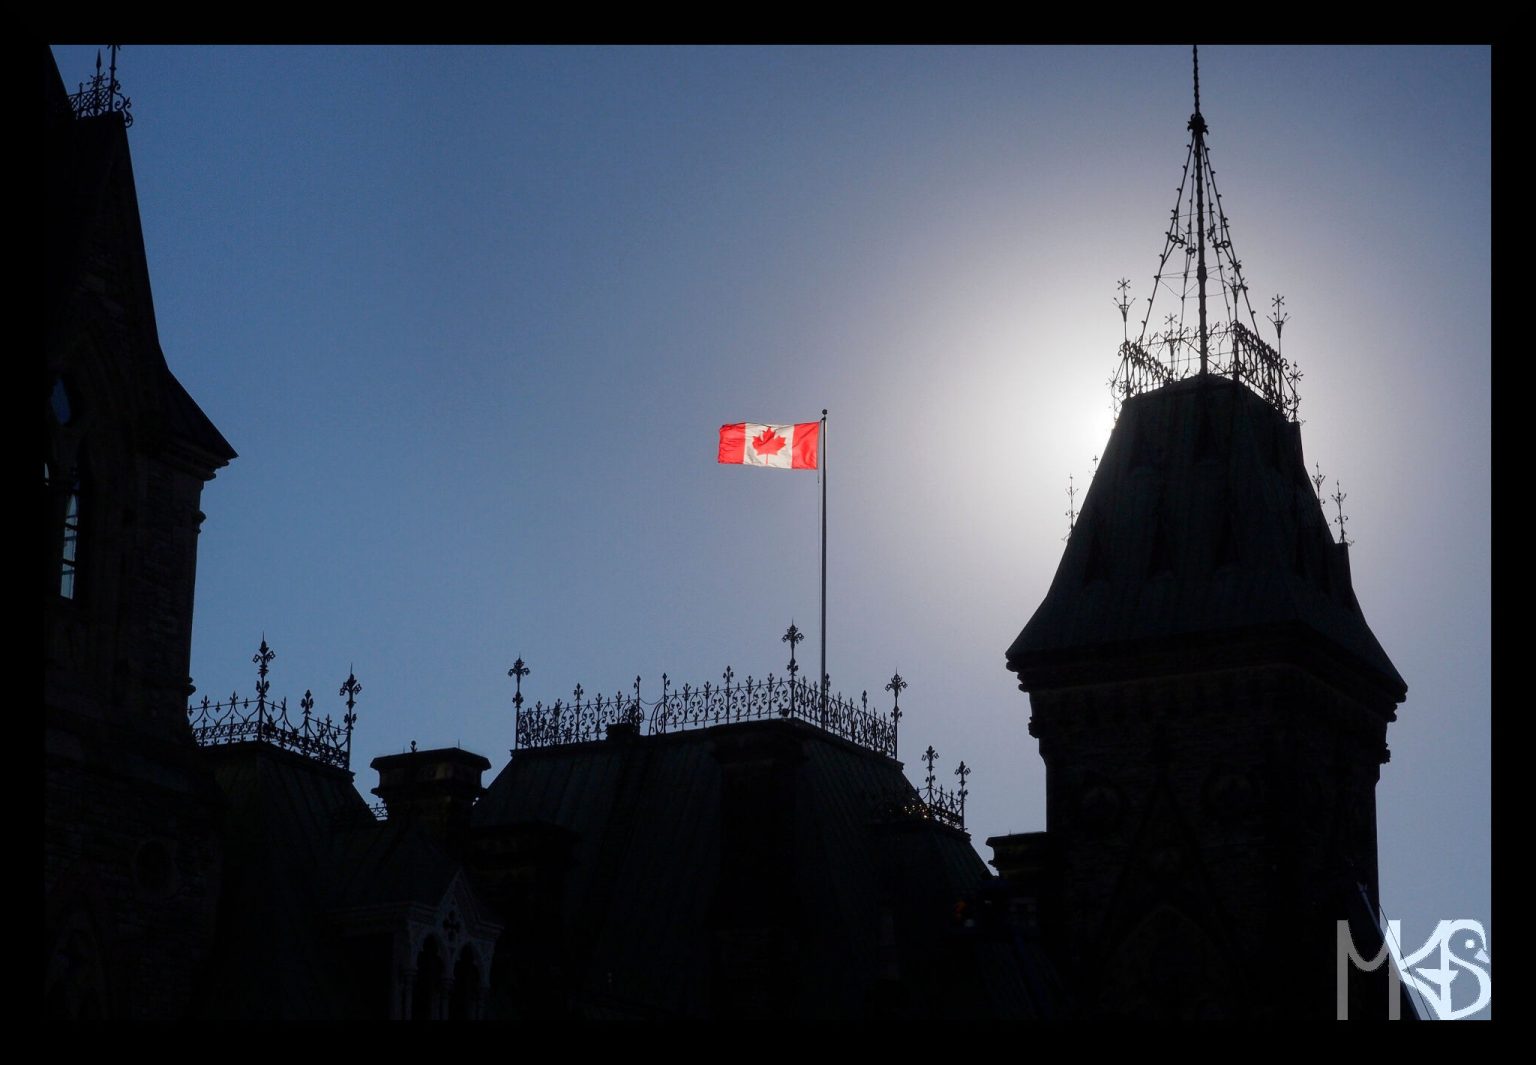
[370,747,492,841]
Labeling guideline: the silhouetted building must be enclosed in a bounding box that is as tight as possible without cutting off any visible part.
[991,52,1411,1020]
[44,48,502,1022]
[999,375,1406,1019]
[45,46,234,1019]
[43,46,1411,1021]
[469,683,1059,1018]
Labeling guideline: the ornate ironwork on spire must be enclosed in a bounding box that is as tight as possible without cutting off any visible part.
[188,638,360,771]
[1064,474,1078,542]
[1332,480,1352,545]
[1268,293,1290,352]
[1110,45,1300,422]
[1114,279,1133,341]
[68,46,133,128]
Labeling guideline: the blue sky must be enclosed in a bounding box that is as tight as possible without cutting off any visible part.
[52,44,1491,1016]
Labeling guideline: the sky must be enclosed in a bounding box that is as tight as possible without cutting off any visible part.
[52,44,1491,1017]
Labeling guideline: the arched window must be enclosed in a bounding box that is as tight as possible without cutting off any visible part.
[411,937,444,1021]
[450,949,480,1020]
[46,378,83,600]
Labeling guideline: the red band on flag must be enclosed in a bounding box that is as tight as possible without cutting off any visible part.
[718,423,746,464]
[791,421,819,470]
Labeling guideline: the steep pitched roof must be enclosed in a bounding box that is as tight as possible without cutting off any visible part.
[45,51,236,469]
[1008,376,1405,700]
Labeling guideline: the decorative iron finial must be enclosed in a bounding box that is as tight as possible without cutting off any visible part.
[1268,293,1290,352]
[1311,462,1326,505]
[508,657,531,711]
[339,668,362,720]
[1091,453,1100,480]
[628,675,644,725]
[339,666,361,764]
[1064,474,1078,542]
[954,760,970,826]
[1332,480,1352,545]
[783,622,804,678]
[410,740,417,753]
[923,745,938,799]
[69,45,133,127]
[1114,279,1133,341]
[885,671,906,756]
[253,637,275,703]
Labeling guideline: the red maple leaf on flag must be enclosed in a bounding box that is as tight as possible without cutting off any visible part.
[752,427,787,456]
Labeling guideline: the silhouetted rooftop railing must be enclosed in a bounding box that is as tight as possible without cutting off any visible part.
[513,669,900,759]
[67,46,133,128]
[188,639,360,772]
[1114,320,1299,420]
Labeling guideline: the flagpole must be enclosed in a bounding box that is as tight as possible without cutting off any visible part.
[819,408,827,724]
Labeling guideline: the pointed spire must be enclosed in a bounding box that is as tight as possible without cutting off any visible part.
[1190,44,1212,376]
[1109,46,1302,422]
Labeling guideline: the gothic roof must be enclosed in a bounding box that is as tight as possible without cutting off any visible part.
[1008,376,1405,702]
[45,49,236,469]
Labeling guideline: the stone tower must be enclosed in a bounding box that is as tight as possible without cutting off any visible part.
[1003,50,1407,1020]
[44,48,237,1018]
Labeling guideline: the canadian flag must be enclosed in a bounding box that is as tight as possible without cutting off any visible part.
[718,422,820,470]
